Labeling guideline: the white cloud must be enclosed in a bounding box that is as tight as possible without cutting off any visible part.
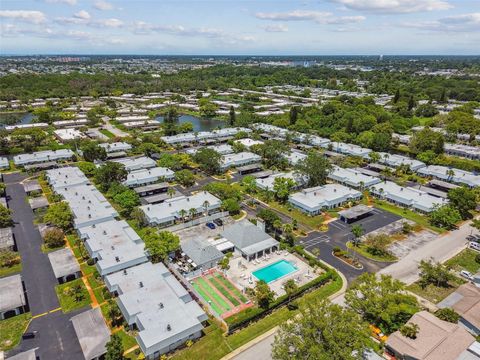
[331,0,452,14]
[262,24,289,32]
[255,10,364,25]
[93,18,123,28]
[0,10,46,24]
[45,0,77,5]
[402,12,480,32]
[133,21,254,44]
[94,0,114,11]
[74,10,91,20]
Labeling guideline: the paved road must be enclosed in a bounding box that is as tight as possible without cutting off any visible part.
[4,173,85,360]
[231,333,275,360]
[104,119,129,137]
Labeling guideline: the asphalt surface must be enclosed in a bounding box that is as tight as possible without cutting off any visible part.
[4,172,85,360]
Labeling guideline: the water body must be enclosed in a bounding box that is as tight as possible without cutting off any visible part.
[155,114,225,132]
[0,112,34,128]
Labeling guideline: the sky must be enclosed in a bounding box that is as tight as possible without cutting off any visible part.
[1,0,479,55]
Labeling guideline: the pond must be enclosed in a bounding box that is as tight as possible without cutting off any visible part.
[0,112,35,128]
[155,114,225,132]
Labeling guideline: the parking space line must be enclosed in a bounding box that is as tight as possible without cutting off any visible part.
[32,311,49,319]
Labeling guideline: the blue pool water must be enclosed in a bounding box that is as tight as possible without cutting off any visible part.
[252,260,298,284]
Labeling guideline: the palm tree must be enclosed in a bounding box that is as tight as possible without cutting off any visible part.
[358,181,365,191]
[446,169,455,181]
[167,187,176,199]
[189,208,196,224]
[273,219,283,238]
[351,224,364,247]
[203,200,210,217]
[178,209,187,223]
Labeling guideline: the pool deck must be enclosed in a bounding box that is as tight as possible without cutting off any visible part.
[225,252,319,296]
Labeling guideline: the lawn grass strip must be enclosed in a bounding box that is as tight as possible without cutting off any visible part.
[207,275,240,307]
[214,273,249,303]
[197,277,231,311]
[192,280,223,315]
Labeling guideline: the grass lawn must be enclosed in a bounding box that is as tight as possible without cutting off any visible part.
[55,278,91,313]
[99,128,115,139]
[0,262,22,278]
[445,249,480,274]
[80,262,97,276]
[0,313,32,351]
[266,200,324,230]
[213,273,249,303]
[346,242,397,262]
[172,275,342,360]
[41,243,65,254]
[407,276,466,304]
[117,328,138,352]
[208,275,240,307]
[373,200,444,233]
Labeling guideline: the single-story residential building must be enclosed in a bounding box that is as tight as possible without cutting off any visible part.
[0,227,15,251]
[0,274,27,320]
[417,165,480,188]
[22,180,42,195]
[220,152,262,170]
[187,144,234,156]
[71,307,110,360]
[377,153,426,171]
[77,219,148,276]
[139,192,222,227]
[370,181,448,213]
[55,184,119,229]
[29,195,49,211]
[104,262,207,359]
[255,171,307,191]
[111,156,157,172]
[99,142,132,153]
[289,184,362,215]
[48,248,82,284]
[328,166,381,189]
[133,182,170,197]
[445,144,480,160]
[181,238,224,270]
[54,128,85,142]
[385,311,479,360]
[234,138,264,149]
[6,349,38,360]
[251,123,289,138]
[123,167,175,188]
[5,123,48,132]
[284,150,307,166]
[46,166,91,191]
[53,119,88,128]
[323,142,372,158]
[438,283,480,336]
[13,149,75,167]
[222,220,279,261]
[0,157,9,169]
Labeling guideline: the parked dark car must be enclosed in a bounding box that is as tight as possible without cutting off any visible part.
[22,331,37,339]
[213,218,223,226]
[206,222,216,229]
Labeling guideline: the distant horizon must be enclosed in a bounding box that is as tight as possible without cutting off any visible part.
[2,53,480,57]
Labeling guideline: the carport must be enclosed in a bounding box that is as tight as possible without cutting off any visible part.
[338,205,373,223]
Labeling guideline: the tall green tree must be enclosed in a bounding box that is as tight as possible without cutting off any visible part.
[418,259,455,288]
[429,205,462,229]
[345,273,419,334]
[81,142,107,162]
[272,299,370,360]
[194,148,222,175]
[0,204,13,228]
[141,229,180,263]
[295,151,332,187]
[229,105,236,126]
[273,177,295,203]
[105,333,124,360]
[447,187,477,220]
[94,162,128,191]
[254,280,275,309]
[44,202,73,231]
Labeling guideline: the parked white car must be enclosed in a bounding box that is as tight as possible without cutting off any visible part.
[460,270,474,280]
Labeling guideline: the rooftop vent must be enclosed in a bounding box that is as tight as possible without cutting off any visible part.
[123,269,127,275]
[115,256,120,262]
[103,230,107,235]
[159,302,164,309]
[167,324,171,331]
[139,281,144,288]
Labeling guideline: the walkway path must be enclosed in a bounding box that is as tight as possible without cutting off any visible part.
[104,119,129,138]
[4,173,85,359]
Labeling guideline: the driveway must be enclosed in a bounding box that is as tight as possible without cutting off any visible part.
[4,173,85,360]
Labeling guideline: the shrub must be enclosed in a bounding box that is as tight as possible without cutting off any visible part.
[43,227,65,248]
[0,250,20,268]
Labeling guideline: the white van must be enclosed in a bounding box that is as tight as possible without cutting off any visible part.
[469,241,480,252]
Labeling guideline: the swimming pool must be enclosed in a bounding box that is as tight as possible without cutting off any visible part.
[252,260,298,284]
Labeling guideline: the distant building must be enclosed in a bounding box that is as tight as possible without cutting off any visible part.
[255,171,307,191]
[13,149,74,167]
[111,156,157,172]
[140,192,221,227]
[99,142,132,153]
[289,184,362,215]
[418,165,480,188]
[220,152,261,170]
[377,153,426,171]
[284,150,307,165]
[181,238,224,270]
[328,166,381,189]
[123,167,175,188]
[234,138,264,149]
[370,181,448,213]
[54,128,85,142]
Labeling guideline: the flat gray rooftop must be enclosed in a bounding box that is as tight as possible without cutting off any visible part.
[71,307,110,360]
[0,274,26,313]
[338,204,373,220]
[29,196,49,210]
[23,180,41,193]
[0,227,14,250]
[48,248,81,279]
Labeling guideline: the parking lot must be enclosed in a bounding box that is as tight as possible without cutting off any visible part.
[175,216,235,244]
